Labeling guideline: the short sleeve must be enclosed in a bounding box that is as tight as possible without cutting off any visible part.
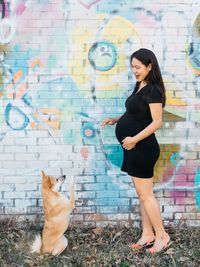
[145,86,162,104]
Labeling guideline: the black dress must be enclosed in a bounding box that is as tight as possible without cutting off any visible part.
[115,83,162,178]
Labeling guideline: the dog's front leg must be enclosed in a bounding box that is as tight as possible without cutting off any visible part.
[52,236,68,256]
[69,182,75,209]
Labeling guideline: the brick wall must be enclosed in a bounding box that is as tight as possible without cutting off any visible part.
[0,0,200,226]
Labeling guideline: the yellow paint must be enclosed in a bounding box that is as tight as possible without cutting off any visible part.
[30,108,61,129]
[68,15,141,94]
[154,144,180,182]
[30,58,43,68]
[186,41,200,75]
[39,108,62,115]
[30,121,60,129]
[164,77,186,106]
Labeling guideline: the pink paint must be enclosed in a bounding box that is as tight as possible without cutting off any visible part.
[161,161,199,206]
[80,147,89,161]
[175,197,186,205]
[77,0,102,9]
[137,12,156,28]
[171,192,186,197]
[85,129,93,137]
[14,3,26,16]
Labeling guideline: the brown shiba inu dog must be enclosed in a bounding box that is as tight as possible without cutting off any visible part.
[31,171,75,256]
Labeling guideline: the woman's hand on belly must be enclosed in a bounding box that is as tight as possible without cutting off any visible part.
[122,136,137,150]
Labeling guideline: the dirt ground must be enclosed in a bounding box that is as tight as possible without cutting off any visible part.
[0,218,200,267]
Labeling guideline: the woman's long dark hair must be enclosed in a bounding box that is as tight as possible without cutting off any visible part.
[130,48,166,107]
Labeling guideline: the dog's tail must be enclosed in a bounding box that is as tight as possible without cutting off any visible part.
[31,234,42,253]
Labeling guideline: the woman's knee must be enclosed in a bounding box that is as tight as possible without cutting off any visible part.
[138,192,154,203]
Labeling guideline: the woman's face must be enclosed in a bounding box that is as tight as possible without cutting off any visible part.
[131,57,152,82]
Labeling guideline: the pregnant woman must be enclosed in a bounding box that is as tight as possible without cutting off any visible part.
[101,48,171,254]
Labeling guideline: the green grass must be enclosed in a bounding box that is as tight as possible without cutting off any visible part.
[0,218,200,267]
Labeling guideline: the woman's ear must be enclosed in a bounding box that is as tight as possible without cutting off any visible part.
[148,63,152,71]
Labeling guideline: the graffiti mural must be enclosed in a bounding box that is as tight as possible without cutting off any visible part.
[0,0,200,221]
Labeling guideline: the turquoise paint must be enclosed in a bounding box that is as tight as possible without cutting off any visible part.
[47,54,57,71]
[103,144,123,167]
[5,103,29,130]
[194,167,200,209]
[170,152,182,166]
[88,40,117,71]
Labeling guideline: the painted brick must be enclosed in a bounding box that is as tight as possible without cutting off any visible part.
[4,146,26,153]
[96,191,119,198]
[85,213,106,221]
[26,191,41,198]
[0,153,14,161]
[174,213,197,220]
[0,207,4,214]
[15,153,39,161]
[108,198,130,206]
[185,205,199,213]
[83,183,106,191]
[0,184,15,192]
[25,161,48,168]
[163,205,185,213]
[3,161,26,169]
[96,207,118,213]
[15,184,38,191]
[15,199,37,213]
[77,176,95,183]
[0,199,14,206]
[107,213,129,221]
[4,191,26,199]
[0,0,199,226]
[71,214,84,222]
[16,138,37,145]
[27,206,43,213]
[75,207,95,214]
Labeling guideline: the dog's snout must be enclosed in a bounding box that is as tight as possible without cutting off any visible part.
[62,175,66,179]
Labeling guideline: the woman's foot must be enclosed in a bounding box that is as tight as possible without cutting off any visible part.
[147,233,172,254]
[130,235,155,250]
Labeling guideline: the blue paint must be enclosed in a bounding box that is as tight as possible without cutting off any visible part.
[103,144,123,167]
[81,122,96,138]
[5,104,29,130]
[79,112,89,118]
[96,0,140,22]
[88,40,117,71]
[170,152,181,166]
[21,93,33,107]
[188,42,200,71]
[0,46,39,91]
[48,54,57,71]
[194,167,200,209]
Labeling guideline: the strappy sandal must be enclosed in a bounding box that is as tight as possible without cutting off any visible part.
[147,234,172,254]
[130,236,155,250]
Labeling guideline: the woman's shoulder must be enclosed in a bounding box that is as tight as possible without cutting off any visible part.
[146,84,161,95]
[144,83,162,103]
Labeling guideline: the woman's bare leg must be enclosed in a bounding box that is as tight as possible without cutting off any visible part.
[140,200,154,235]
[132,176,170,249]
[132,199,155,246]
[132,176,154,245]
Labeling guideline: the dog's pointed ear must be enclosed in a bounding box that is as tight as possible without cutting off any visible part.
[41,170,46,177]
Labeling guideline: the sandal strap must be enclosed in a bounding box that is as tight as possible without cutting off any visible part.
[148,235,171,254]
[137,236,155,246]
[131,238,155,250]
